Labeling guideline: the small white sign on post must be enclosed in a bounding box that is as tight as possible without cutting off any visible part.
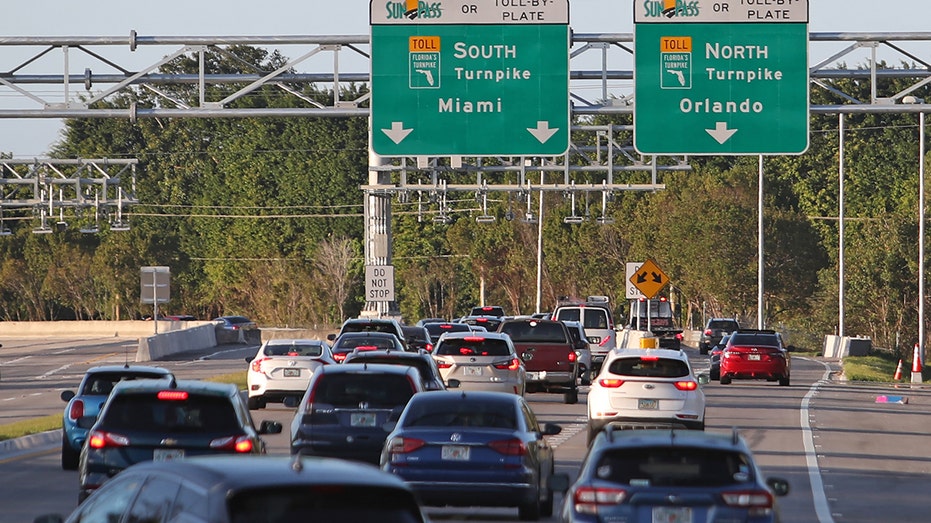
[365,265,395,302]
[626,262,645,300]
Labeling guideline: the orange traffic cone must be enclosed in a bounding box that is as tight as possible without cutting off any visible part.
[911,344,923,384]
[893,359,904,381]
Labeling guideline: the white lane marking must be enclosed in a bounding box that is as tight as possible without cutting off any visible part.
[546,416,588,449]
[37,363,73,379]
[0,356,32,366]
[801,361,836,523]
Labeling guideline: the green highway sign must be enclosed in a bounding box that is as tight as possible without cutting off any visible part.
[634,1,809,155]
[370,0,569,157]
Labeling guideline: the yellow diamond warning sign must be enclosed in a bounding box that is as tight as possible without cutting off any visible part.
[629,258,669,299]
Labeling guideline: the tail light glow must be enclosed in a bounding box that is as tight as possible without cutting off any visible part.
[463,336,485,342]
[436,360,452,369]
[674,380,699,391]
[157,391,189,401]
[250,357,268,373]
[493,358,521,371]
[598,379,624,388]
[568,351,578,363]
[88,430,129,449]
[210,435,254,453]
[68,399,85,421]
[573,486,627,515]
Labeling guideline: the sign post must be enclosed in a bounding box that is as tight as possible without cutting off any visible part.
[634,1,809,155]
[140,266,170,334]
[370,0,570,157]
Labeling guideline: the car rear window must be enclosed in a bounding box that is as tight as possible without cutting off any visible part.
[499,321,568,343]
[434,337,512,357]
[342,322,397,335]
[424,323,471,337]
[729,333,781,347]
[582,309,610,330]
[313,374,415,407]
[403,398,516,429]
[346,357,435,380]
[470,306,505,317]
[554,308,581,322]
[709,320,739,331]
[102,393,240,432]
[264,343,324,357]
[335,336,399,351]
[609,357,690,378]
[81,372,169,395]
[228,485,423,523]
[594,447,754,487]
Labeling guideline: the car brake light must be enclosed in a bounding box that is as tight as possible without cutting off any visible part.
[425,343,434,352]
[676,333,684,340]
[157,391,189,401]
[436,360,452,369]
[88,429,129,449]
[251,357,269,373]
[704,329,713,335]
[494,358,521,371]
[598,379,624,388]
[488,438,526,456]
[463,336,485,342]
[640,355,659,361]
[573,486,627,514]
[674,381,699,391]
[568,351,577,363]
[387,436,426,454]
[210,435,254,453]
[721,489,774,516]
[69,399,84,420]
[355,345,378,351]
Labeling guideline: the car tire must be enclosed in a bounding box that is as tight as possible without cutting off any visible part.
[518,496,541,521]
[710,369,720,381]
[719,375,732,385]
[779,375,790,386]
[61,433,79,470]
[699,345,708,355]
[247,395,266,410]
[541,480,554,518]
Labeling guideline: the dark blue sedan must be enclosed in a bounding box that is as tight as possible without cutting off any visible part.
[380,390,562,521]
[558,428,789,523]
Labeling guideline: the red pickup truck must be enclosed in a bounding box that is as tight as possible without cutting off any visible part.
[498,318,579,404]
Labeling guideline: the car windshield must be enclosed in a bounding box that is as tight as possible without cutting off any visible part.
[609,357,690,378]
[228,486,423,523]
[499,322,568,343]
[403,399,516,429]
[434,337,511,357]
[264,343,324,357]
[594,447,754,487]
[312,374,415,407]
[102,393,241,433]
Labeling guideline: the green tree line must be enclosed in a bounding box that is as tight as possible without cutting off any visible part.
[0,46,928,358]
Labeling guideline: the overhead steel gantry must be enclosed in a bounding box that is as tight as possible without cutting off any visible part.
[0,31,929,236]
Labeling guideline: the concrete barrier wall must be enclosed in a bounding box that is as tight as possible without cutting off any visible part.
[136,323,218,362]
[823,335,872,358]
[0,320,212,338]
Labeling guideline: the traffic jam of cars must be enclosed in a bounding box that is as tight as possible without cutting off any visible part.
[42,299,791,523]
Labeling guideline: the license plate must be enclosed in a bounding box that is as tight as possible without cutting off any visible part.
[652,506,692,523]
[464,366,483,376]
[350,412,377,427]
[283,368,301,377]
[441,445,470,461]
[638,398,659,410]
[748,354,761,361]
[153,448,184,461]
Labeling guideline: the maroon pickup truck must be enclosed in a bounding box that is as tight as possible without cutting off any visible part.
[498,318,579,404]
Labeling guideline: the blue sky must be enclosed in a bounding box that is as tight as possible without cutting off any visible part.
[1,0,929,156]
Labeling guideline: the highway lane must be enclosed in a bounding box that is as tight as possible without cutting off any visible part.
[2,341,930,522]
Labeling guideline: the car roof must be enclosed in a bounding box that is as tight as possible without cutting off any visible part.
[343,317,400,325]
[83,364,172,375]
[120,455,415,491]
[336,331,399,338]
[593,428,751,452]
[409,389,519,405]
[320,362,421,376]
[607,348,688,361]
[109,377,238,397]
[264,338,326,345]
[345,349,427,360]
[436,331,511,341]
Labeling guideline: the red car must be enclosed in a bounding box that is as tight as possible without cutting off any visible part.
[719,329,790,386]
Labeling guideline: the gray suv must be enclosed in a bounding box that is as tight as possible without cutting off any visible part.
[699,318,740,354]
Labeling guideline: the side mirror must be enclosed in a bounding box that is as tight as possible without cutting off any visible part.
[540,423,562,436]
[697,373,710,385]
[259,420,283,435]
[326,333,337,341]
[767,477,790,496]
[61,390,75,402]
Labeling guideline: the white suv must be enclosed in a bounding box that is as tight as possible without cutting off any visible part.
[552,296,616,374]
[587,348,706,443]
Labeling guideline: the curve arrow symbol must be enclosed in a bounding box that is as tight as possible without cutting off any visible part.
[527,121,559,143]
[706,122,737,144]
[382,121,413,144]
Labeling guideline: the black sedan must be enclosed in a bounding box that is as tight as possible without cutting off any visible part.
[381,390,562,521]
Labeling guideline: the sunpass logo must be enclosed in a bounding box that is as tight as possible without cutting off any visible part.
[386,0,443,20]
[642,0,700,19]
